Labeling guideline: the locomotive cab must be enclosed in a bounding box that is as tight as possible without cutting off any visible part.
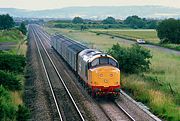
[78,49,120,97]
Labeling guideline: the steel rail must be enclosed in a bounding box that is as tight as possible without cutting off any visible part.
[114,101,136,121]
[30,26,63,121]
[32,25,85,121]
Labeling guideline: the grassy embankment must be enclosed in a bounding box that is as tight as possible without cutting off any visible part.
[90,29,180,51]
[0,29,27,55]
[45,27,180,121]
[0,29,27,114]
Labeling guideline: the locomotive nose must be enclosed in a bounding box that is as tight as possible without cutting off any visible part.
[95,66,120,87]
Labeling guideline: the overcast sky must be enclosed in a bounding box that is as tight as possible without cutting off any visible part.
[0,0,180,10]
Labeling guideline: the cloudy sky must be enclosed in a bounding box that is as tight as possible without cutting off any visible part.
[0,0,180,10]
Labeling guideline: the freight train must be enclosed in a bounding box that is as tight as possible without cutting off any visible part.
[51,34,120,98]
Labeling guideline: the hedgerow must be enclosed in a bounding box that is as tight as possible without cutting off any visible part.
[0,53,26,73]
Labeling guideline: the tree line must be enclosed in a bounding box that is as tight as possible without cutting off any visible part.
[70,16,179,44]
[72,16,158,29]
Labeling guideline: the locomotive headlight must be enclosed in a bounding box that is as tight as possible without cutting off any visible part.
[99,74,103,77]
[110,74,113,77]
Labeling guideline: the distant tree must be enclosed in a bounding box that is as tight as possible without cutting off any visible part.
[146,20,158,29]
[157,18,180,44]
[80,25,88,31]
[18,22,27,35]
[124,15,145,28]
[0,14,14,30]
[72,17,84,24]
[103,17,116,24]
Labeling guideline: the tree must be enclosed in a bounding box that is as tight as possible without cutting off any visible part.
[108,43,152,73]
[19,22,27,35]
[157,18,180,44]
[124,15,145,28]
[102,17,116,24]
[72,17,84,24]
[0,14,14,30]
[146,20,158,29]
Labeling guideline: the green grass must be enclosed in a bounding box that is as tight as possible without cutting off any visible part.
[161,44,180,51]
[45,27,180,121]
[0,29,23,43]
[91,29,160,44]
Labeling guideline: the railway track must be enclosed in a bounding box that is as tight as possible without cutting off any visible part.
[97,100,135,121]
[31,24,161,121]
[30,25,85,121]
[34,25,136,121]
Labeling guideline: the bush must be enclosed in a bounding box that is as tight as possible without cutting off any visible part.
[108,43,152,73]
[0,70,22,91]
[0,53,26,73]
[16,105,30,121]
[0,85,16,120]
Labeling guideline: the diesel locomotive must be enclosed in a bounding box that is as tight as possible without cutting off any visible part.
[51,34,120,97]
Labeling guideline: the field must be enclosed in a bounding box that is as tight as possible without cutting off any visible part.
[90,29,180,51]
[45,27,180,120]
[0,29,23,43]
[0,29,27,54]
[91,29,160,44]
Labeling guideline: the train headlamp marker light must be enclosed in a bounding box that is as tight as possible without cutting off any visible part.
[100,74,103,77]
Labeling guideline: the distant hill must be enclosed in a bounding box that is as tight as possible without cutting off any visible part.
[0,6,180,19]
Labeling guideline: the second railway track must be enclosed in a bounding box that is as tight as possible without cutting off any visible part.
[30,25,85,121]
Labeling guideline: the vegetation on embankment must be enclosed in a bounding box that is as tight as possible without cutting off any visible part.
[0,29,24,43]
[45,27,180,121]
[0,52,29,120]
[0,14,29,120]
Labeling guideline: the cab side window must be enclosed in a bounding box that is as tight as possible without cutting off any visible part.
[109,58,117,67]
[91,58,99,67]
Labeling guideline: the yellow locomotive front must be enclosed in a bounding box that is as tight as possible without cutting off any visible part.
[88,55,120,97]
[78,49,120,98]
